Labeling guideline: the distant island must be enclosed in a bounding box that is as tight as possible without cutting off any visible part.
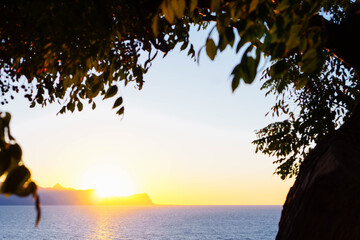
[0,184,154,206]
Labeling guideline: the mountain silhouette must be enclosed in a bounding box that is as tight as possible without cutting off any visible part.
[0,184,153,205]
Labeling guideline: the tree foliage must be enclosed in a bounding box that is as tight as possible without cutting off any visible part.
[1,0,360,225]
[0,0,202,114]
[0,112,40,225]
[158,0,360,179]
[2,0,356,113]
[253,55,358,179]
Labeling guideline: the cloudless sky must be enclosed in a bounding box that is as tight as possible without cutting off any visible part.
[2,27,293,205]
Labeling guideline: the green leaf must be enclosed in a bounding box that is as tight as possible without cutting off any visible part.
[77,101,83,112]
[1,166,30,194]
[116,106,125,116]
[272,42,285,59]
[180,41,189,50]
[236,35,249,53]
[295,76,308,89]
[272,60,286,76]
[275,15,284,32]
[277,79,287,92]
[302,48,317,62]
[286,25,301,50]
[92,102,96,110]
[206,38,217,60]
[161,0,175,23]
[241,59,252,83]
[0,149,11,176]
[4,113,11,126]
[225,27,235,47]
[9,144,22,163]
[187,44,195,58]
[91,82,102,94]
[218,35,227,52]
[239,45,256,84]
[36,95,43,104]
[301,48,320,73]
[231,64,241,92]
[211,0,221,11]
[112,97,123,109]
[276,1,290,12]
[246,57,258,83]
[67,102,75,112]
[234,20,247,34]
[15,181,37,197]
[249,0,259,12]
[63,76,72,89]
[151,15,159,37]
[299,38,308,53]
[232,75,240,92]
[171,0,185,18]
[190,0,198,12]
[104,85,118,99]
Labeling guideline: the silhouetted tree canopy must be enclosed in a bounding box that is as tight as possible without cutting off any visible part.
[1,0,360,227]
[253,55,358,179]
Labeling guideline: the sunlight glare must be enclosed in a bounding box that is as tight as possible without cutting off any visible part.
[79,164,136,198]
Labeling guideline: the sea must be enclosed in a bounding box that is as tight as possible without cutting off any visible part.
[0,205,281,240]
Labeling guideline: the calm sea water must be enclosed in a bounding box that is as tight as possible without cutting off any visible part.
[0,205,281,240]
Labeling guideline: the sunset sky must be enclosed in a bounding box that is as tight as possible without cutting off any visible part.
[2,28,293,205]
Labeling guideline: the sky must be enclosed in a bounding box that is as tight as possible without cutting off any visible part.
[2,28,294,205]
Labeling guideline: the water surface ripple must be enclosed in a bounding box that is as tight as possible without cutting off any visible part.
[0,205,281,240]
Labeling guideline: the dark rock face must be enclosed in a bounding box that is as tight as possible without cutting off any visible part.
[277,108,360,239]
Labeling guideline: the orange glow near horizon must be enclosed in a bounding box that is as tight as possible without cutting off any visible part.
[79,164,137,198]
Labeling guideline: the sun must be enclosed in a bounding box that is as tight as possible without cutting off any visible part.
[93,174,134,198]
[79,164,136,198]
